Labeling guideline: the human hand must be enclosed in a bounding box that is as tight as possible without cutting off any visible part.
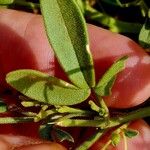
[0,9,149,149]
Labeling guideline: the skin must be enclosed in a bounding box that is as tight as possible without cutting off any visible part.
[0,134,66,150]
[0,9,149,149]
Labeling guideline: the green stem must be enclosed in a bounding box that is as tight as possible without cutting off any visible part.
[57,118,99,127]
[0,117,34,124]
[109,106,150,128]
[139,0,149,17]
[57,106,150,128]
[76,129,107,150]
[101,140,111,150]
[34,108,57,122]
[123,132,128,150]
[21,111,37,117]
[77,123,129,150]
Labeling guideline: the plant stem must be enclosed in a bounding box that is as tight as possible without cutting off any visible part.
[97,96,109,117]
[101,140,111,150]
[13,0,40,9]
[34,108,57,122]
[77,123,129,150]
[108,106,150,128]
[122,132,128,150]
[57,106,150,128]
[57,106,92,114]
[0,117,34,124]
[76,129,107,150]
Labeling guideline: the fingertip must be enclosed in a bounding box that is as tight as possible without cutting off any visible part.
[88,24,150,108]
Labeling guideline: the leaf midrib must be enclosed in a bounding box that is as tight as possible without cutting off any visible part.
[56,0,88,87]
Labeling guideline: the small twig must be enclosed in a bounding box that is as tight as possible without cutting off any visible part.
[0,116,34,124]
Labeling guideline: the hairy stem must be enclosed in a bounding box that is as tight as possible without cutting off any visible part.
[101,140,111,150]
[123,132,128,150]
[108,106,150,128]
[0,117,34,124]
[76,129,107,150]
[57,106,150,128]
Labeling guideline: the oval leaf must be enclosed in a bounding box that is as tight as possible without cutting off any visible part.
[39,124,53,140]
[94,56,128,96]
[139,17,150,50]
[124,128,139,138]
[40,0,95,88]
[6,69,90,106]
[75,0,85,14]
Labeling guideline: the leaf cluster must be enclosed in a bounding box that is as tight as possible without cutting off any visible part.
[5,0,128,106]
[0,0,149,149]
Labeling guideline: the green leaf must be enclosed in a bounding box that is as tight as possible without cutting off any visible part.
[124,129,139,138]
[21,101,41,107]
[39,124,52,140]
[88,100,100,112]
[6,69,90,106]
[0,101,7,113]
[57,106,89,114]
[98,76,116,96]
[89,99,109,117]
[94,56,128,96]
[0,0,14,4]
[40,0,95,88]
[75,0,85,14]
[111,132,121,146]
[34,108,57,122]
[139,16,150,49]
[54,128,74,143]
[139,1,149,17]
